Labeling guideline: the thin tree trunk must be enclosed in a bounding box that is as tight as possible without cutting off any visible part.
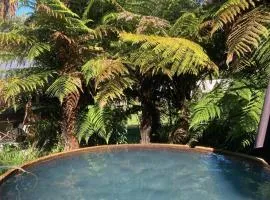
[62,92,80,151]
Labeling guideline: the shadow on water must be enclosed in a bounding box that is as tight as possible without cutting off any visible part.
[209,150,270,200]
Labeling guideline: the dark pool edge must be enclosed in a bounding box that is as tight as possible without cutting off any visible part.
[0,144,269,184]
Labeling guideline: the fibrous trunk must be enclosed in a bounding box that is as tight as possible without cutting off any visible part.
[140,97,161,144]
[62,92,80,151]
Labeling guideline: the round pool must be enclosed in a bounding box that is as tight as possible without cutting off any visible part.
[0,145,270,200]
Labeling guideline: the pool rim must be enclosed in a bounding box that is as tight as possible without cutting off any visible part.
[0,144,269,185]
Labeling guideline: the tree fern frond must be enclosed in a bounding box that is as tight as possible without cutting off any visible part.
[82,58,128,87]
[190,89,225,129]
[120,32,218,76]
[46,75,83,103]
[2,70,55,102]
[0,30,33,47]
[82,0,94,20]
[27,42,51,60]
[169,12,202,39]
[37,0,94,34]
[77,105,106,143]
[210,0,260,35]
[38,0,80,19]
[96,77,134,106]
[252,36,270,70]
[226,7,270,64]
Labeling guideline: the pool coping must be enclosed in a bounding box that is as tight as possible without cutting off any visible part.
[0,144,269,184]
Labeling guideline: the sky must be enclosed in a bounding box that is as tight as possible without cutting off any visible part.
[16,4,33,17]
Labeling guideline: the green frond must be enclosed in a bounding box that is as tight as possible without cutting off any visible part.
[226,7,270,64]
[190,79,265,151]
[169,12,202,39]
[36,0,94,34]
[2,70,55,102]
[77,105,127,144]
[46,75,82,103]
[120,32,218,76]
[77,105,106,143]
[211,0,260,35]
[190,89,224,129]
[95,77,134,106]
[27,42,51,60]
[82,0,94,20]
[0,30,33,47]
[252,36,270,70]
[38,0,80,19]
[82,58,128,87]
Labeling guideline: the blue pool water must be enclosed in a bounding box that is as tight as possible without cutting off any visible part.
[1,149,270,200]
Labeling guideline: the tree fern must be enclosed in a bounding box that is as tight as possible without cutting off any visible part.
[0,0,18,19]
[120,32,218,76]
[95,77,134,106]
[36,0,93,34]
[46,75,82,103]
[0,30,33,47]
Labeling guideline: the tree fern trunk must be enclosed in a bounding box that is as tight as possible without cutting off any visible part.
[140,107,151,144]
[62,92,80,151]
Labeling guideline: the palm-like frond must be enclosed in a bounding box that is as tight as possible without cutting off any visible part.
[77,105,128,144]
[96,77,134,106]
[0,30,33,47]
[169,12,202,39]
[46,75,82,103]
[226,7,270,64]
[2,70,54,105]
[36,0,94,34]
[210,0,259,35]
[82,58,128,87]
[190,88,224,129]
[77,105,106,143]
[27,42,51,60]
[251,36,270,71]
[120,32,218,76]
[82,58,133,106]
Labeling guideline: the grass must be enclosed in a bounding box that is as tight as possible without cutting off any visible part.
[0,144,41,175]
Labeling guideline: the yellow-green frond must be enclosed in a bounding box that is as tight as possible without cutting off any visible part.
[27,42,51,60]
[120,32,218,76]
[82,58,128,87]
[46,75,82,103]
[2,70,55,102]
[211,0,260,35]
[96,77,134,106]
[0,30,33,47]
[37,0,93,34]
